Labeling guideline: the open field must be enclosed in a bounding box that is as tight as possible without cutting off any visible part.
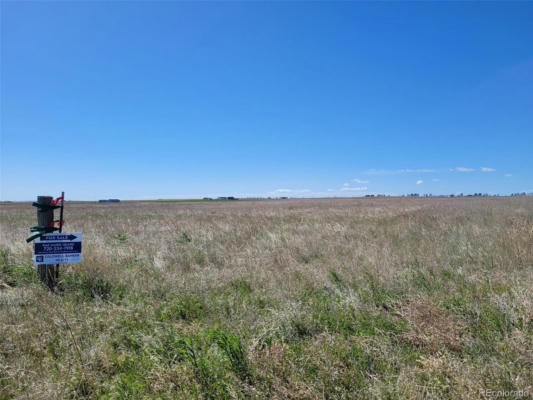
[1,197,532,399]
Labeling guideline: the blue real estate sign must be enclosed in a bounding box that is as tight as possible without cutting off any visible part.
[33,233,82,264]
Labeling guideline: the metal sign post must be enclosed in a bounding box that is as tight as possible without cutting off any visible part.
[56,191,64,280]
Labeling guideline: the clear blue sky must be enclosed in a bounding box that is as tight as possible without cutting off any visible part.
[1,1,532,200]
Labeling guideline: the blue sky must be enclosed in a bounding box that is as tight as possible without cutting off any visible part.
[1,2,532,200]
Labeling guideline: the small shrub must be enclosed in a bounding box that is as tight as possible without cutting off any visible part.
[231,278,252,296]
[328,270,345,289]
[194,250,207,266]
[410,269,442,293]
[64,271,125,301]
[111,233,128,242]
[156,294,206,322]
[179,232,192,243]
[0,247,36,287]
[154,332,196,366]
[209,328,251,381]
[1,264,36,287]
[472,305,513,342]
[359,272,404,308]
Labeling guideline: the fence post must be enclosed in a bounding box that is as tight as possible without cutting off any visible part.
[36,195,56,289]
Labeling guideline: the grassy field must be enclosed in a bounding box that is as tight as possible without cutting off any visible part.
[1,197,532,399]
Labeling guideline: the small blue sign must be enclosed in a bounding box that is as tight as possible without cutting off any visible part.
[33,232,82,264]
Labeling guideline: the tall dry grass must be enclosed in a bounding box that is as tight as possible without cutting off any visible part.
[1,197,532,399]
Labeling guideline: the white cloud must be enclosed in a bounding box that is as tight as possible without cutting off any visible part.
[416,180,423,185]
[504,173,512,177]
[481,167,496,172]
[340,186,367,191]
[353,178,369,184]
[343,183,350,187]
[327,188,334,192]
[455,167,474,172]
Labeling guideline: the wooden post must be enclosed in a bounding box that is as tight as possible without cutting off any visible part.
[36,195,56,289]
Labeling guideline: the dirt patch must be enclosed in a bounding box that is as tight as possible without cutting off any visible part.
[400,296,467,352]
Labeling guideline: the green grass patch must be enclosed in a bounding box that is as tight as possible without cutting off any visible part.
[155,293,207,322]
[63,271,127,302]
[111,233,128,242]
[292,286,407,340]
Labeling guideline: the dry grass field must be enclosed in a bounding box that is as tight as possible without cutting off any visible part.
[1,197,532,399]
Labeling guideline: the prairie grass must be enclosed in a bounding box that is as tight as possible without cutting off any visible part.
[1,197,532,399]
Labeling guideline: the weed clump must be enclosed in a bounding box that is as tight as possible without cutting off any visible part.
[63,271,126,301]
